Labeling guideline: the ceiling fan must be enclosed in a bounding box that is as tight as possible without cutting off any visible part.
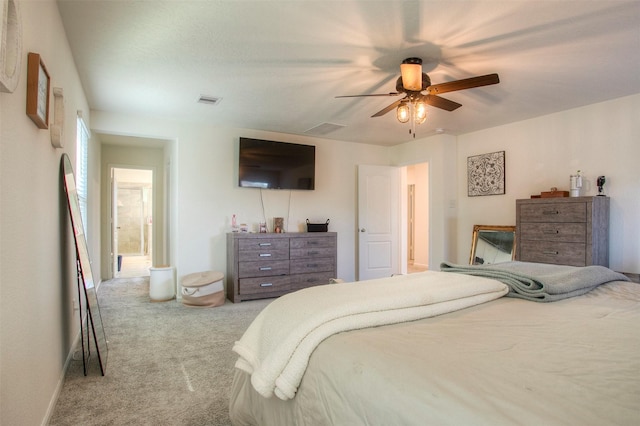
[336,58,499,134]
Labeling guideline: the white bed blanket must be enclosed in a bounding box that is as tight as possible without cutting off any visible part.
[232,271,508,400]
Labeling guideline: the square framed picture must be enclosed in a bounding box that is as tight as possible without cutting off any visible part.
[26,52,50,129]
[467,151,505,196]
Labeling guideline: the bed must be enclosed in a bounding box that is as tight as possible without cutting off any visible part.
[229,262,640,425]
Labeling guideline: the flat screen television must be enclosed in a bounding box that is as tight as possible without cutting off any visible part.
[238,137,315,190]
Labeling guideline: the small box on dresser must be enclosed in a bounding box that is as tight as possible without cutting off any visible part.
[226,232,337,302]
[515,196,609,267]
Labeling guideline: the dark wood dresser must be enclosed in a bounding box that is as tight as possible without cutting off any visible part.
[515,196,609,267]
[226,232,337,302]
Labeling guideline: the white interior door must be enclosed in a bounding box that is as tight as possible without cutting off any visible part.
[358,165,400,280]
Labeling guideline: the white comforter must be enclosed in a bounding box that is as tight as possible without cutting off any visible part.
[230,279,640,426]
[232,271,508,400]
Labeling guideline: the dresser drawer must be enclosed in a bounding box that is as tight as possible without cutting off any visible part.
[290,236,336,249]
[519,202,586,223]
[239,275,291,295]
[238,260,289,278]
[520,223,586,243]
[238,248,289,262]
[238,238,289,251]
[290,272,333,291]
[290,246,336,259]
[290,257,336,274]
[227,232,338,302]
[519,241,585,266]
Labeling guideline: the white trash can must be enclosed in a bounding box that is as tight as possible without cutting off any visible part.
[149,266,175,302]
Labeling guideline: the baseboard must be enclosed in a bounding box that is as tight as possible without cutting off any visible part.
[41,328,82,426]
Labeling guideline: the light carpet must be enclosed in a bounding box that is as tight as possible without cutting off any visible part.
[49,277,271,426]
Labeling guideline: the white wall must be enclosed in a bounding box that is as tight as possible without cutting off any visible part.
[90,112,391,284]
[99,144,166,278]
[0,1,97,425]
[2,4,636,425]
[456,94,640,273]
[391,134,458,270]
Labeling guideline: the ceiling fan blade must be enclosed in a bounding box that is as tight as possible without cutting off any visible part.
[335,92,401,98]
[372,99,403,117]
[427,73,499,95]
[421,94,462,111]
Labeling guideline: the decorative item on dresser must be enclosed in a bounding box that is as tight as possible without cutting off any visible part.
[515,196,609,267]
[226,232,337,302]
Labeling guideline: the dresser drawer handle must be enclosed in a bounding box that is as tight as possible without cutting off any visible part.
[307,263,319,268]
[543,251,559,255]
[259,266,272,271]
[308,251,319,255]
[543,230,560,234]
[260,282,273,287]
[543,210,559,215]
[259,242,272,247]
[259,253,272,257]
[307,241,319,246]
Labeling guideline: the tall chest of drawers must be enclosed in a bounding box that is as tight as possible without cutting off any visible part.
[515,196,609,267]
[226,232,337,302]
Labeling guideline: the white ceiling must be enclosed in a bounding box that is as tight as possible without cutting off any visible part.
[57,0,640,147]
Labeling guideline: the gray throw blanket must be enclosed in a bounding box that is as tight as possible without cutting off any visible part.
[440,261,630,302]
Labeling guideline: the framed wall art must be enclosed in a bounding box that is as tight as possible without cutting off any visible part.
[26,52,50,129]
[467,150,505,197]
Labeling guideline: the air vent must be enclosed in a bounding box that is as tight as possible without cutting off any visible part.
[304,122,346,136]
[198,95,222,105]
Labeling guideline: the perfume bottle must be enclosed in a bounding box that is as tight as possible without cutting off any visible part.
[231,214,239,232]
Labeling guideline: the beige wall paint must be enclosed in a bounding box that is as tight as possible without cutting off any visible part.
[0,1,96,425]
[91,112,392,284]
[100,144,166,278]
[456,94,640,274]
[1,3,638,425]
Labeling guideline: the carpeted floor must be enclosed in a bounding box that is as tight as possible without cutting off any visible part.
[49,277,272,426]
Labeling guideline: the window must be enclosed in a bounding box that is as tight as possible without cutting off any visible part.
[76,113,89,234]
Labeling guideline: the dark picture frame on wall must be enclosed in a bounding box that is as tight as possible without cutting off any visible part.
[467,150,505,197]
[26,52,50,129]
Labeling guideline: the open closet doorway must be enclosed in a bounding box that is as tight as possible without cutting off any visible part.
[112,167,153,278]
[406,162,429,273]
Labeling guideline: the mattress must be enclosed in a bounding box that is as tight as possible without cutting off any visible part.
[229,279,640,425]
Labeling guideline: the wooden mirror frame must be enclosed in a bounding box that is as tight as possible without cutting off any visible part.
[469,225,516,265]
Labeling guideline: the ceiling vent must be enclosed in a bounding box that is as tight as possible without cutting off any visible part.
[198,95,222,105]
[304,122,346,136]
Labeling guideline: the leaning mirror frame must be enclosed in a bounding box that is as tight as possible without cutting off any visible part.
[469,225,516,266]
[62,154,108,375]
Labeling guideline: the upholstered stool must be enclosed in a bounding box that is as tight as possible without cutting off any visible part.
[181,271,225,307]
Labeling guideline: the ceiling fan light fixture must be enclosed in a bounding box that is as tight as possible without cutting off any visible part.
[400,57,423,91]
[414,101,427,124]
[396,103,410,123]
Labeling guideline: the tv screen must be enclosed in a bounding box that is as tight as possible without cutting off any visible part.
[238,138,315,190]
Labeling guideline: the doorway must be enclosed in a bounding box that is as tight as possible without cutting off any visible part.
[112,167,153,278]
[357,162,429,280]
[405,162,429,273]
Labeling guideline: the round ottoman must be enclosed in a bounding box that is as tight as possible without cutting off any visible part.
[181,271,225,307]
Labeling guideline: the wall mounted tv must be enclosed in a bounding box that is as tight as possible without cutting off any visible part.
[238,137,315,190]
